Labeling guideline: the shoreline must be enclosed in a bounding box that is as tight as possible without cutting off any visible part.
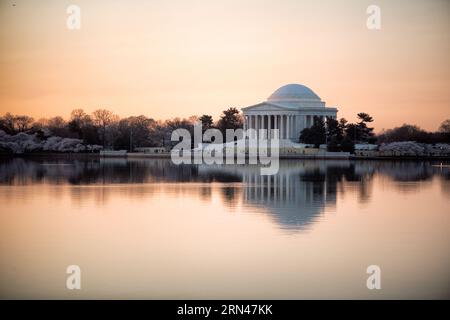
[1,152,450,161]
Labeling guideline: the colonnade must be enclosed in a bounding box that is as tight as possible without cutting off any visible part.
[243,114,297,139]
[243,114,337,140]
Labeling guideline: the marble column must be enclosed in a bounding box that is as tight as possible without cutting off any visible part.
[292,115,296,140]
[262,115,267,139]
[260,115,264,139]
[292,116,295,138]
[281,115,285,139]
[279,115,282,139]
[293,116,296,138]
[277,115,279,139]
[286,115,290,139]
[287,115,290,139]
[273,115,280,137]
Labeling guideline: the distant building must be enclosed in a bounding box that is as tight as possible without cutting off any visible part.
[241,84,338,142]
[355,144,378,151]
[135,147,168,154]
[100,150,127,157]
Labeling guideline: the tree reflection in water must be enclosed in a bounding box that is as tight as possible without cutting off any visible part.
[0,157,448,230]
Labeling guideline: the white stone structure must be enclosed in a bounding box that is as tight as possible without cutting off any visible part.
[242,84,338,142]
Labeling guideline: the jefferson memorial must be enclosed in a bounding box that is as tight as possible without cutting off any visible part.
[242,84,338,142]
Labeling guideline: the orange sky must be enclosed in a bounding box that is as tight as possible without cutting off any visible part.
[0,0,449,131]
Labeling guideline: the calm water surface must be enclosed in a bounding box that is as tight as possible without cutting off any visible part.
[0,157,449,299]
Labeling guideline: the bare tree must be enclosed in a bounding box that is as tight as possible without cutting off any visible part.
[0,113,17,134]
[439,119,450,134]
[92,109,118,148]
[14,115,34,132]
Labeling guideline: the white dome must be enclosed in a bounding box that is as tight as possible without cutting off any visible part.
[268,84,320,101]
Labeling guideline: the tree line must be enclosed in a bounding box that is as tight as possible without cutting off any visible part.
[1,108,448,153]
[299,114,450,152]
[0,108,243,151]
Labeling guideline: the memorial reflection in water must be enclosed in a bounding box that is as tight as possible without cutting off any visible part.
[1,157,446,231]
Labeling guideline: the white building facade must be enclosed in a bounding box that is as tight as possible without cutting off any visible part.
[242,84,338,142]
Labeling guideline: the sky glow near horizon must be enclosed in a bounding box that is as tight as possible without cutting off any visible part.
[0,0,449,131]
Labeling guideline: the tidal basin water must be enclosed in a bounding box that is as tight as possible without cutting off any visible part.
[0,157,449,299]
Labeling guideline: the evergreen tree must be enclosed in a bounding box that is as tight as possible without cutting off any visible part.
[326,117,344,151]
[299,116,326,147]
[216,108,243,136]
[199,114,214,132]
[356,112,375,143]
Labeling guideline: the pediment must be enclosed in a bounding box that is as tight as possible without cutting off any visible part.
[242,102,293,112]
